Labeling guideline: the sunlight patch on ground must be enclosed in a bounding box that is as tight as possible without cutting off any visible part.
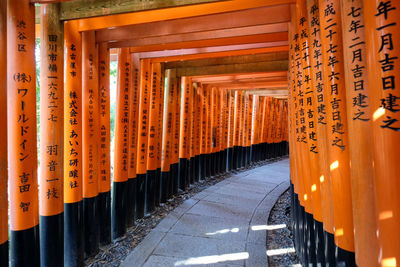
[205,227,239,236]
[174,252,249,266]
[251,224,286,231]
[266,247,296,256]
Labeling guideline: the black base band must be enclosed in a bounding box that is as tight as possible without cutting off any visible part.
[126,179,136,228]
[64,201,84,267]
[136,174,146,219]
[83,196,99,257]
[111,181,127,240]
[40,212,64,266]
[10,225,40,267]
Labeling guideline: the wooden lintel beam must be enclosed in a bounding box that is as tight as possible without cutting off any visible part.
[77,0,295,31]
[95,6,290,42]
[121,32,287,52]
[140,41,289,60]
[107,23,288,50]
[164,51,288,69]
[175,60,288,77]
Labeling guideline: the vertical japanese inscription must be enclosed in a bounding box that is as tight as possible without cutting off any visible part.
[8,2,39,230]
[64,21,82,204]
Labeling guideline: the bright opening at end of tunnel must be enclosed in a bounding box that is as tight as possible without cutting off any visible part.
[319,175,324,183]
[251,224,286,231]
[174,252,249,266]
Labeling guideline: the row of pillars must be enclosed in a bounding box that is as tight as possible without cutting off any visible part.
[0,1,289,266]
[289,0,400,266]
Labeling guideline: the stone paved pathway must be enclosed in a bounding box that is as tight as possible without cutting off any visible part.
[121,158,290,267]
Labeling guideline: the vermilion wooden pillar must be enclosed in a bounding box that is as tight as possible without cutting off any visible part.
[64,20,84,267]
[318,0,355,264]
[136,59,151,218]
[82,30,100,256]
[227,90,235,170]
[297,0,324,264]
[305,0,336,263]
[363,0,400,264]
[146,62,162,212]
[127,54,139,225]
[341,0,379,265]
[98,42,111,244]
[171,76,181,194]
[178,77,192,189]
[0,0,7,265]
[39,4,64,266]
[112,48,130,239]
[199,85,209,178]
[155,65,165,206]
[188,82,195,182]
[7,0,39,265]
[194,85,202,180]
[161,69,175,202]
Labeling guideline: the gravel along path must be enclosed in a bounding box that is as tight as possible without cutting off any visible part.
[267,189,300,267]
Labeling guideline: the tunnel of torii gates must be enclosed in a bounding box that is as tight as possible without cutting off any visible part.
[0,0,399,266]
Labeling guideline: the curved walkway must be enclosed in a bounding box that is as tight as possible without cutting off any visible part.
[121,158,290,267]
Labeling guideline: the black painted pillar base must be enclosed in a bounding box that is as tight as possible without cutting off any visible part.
[136,174,146,219]
[230,147,234,170]
[112,181,127,240]
[64,201,84,267]
[195,155,200,182]
[199,154,206,179]
[98,191,111,245]
[40,213,63,267]
[335,246,356,267]
[227,148,233,171]
[160,170,170,203]
[306,212,317,266]
[83,196,99,257]
[170,163,179,196]
[0,241,8,267]
[178,158,188,190]
[314,220,325,266]
[10,225,40,267]
[126,179,136,228]
[155,168,161,207]
[189,157,195,184]
[146,170,157,213]
[324,231,336,266]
